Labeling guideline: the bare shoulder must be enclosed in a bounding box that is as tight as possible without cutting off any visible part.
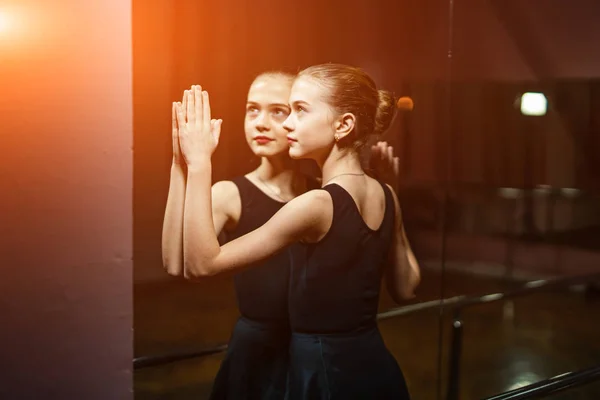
[212,180,239,198]
[211,180,241,219]
[289,188,332,210]
[279,189,333,225]
[281,189,333,242]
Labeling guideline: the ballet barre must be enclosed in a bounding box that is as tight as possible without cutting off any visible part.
[133,271,600,400]
[445,271,600,400]
[483,363,600,400]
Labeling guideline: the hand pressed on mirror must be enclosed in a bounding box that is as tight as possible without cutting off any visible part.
[162,89,200,277]
[175,85,223,169]
[171,102,186,166]
[369,141,400,192]
[171,89,194,166]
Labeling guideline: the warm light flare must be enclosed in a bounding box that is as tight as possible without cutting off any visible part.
[0,9,12,34]
[0,6,52,57]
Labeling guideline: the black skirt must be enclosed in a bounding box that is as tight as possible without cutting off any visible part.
[210,316,290,400]
[285,326,410,400]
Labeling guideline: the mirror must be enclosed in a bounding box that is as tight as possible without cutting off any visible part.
[441,0,600,398]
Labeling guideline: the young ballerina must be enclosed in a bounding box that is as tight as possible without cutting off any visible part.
[175,63,419,399]
[164,71,399,399]
[163,71,315,399]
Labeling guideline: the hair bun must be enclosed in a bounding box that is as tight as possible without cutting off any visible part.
[374,90,397,136]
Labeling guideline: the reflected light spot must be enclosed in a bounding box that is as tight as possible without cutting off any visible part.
[506,372,542,391]
[520,92,548,116]
[498,187,522,199]
[561,188,581,198]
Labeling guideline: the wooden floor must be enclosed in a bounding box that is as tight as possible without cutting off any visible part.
[134,266,600,399]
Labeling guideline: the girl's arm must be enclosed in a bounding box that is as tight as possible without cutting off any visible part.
[176,85,330,279]
[161,102,189,276]
[185,168,330,278]
[385,185,421,302]
[162,92,241,276]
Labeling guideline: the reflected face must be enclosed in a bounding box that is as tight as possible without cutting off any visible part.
[283,76,336,160]
[244,76,292,157]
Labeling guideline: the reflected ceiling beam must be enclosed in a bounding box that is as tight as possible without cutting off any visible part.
[487,0,553,79]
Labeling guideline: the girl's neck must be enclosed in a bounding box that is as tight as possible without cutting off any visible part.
[252,155,307,198]
[319,148,364,186]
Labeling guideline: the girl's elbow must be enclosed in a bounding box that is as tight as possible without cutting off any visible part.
[387,282,415,303]
[412,269,421,288]
[164,264,182,277]
[183,258,217,279]
[396,276,421,302]
[162,255,183,277]
[398,288,416,301]
[403,271,421,298]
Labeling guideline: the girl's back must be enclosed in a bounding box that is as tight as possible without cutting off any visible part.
[287,177,411,399]
[289,176,394,333]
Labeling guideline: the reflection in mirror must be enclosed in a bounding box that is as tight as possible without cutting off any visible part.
[133,0,451,399]
[442,0,600,398]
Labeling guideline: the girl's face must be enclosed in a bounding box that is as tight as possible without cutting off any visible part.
[244,76,292,157]
[283,76,336,161]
